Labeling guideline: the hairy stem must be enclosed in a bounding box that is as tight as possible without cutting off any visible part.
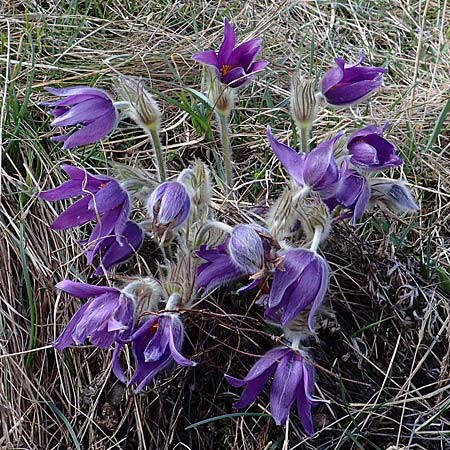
[310,226,323,253]
[299,124,310,153]
[217,111,233,194]
[146,123,166,182]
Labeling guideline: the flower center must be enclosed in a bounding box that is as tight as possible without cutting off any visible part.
[150,322,159,333]
[98,182,108,189]
[220,64,232,76]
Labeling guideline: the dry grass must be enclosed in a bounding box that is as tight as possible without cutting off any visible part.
[1,1,450,449]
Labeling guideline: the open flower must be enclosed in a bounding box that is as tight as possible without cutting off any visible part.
[54,280,135,350]
[125,314,196,393]
[40,164,141,273]
[225,347,316,434]
[147,181,191,241]
[347,124,403,171]
[266,249,329,329]
[321,52,387,107]
[192,18,268,88]
[43,86,119,149]
[267,127,343,198]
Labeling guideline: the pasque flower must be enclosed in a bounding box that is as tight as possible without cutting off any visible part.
[347,123,403,171]
[147,181,191,241]
[122,313,196,393]
[267,127,343,198]
[43,86,119,149]
[325,159,371,224]
[54,280,135,350]
[321,51,387,107]
[192,18,268,88]
[40,164,143,274]
[225,347,316,434]
[266,249,329,329]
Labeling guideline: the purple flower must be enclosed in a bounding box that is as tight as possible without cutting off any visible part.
[147,181,191,241]
[122,314,196,393]
[267,127,342,198]
[347,123,403,171]
[88,220,144,276]
[54,280,135,350]
[266,249,329,329]
[43,86,119,149]
[326,160,371,224]
[196,243,247,295]
[225,347,316,434]
[228,224,276,275]
[192,18,268,88]
[40,164,138,273]
[321,52,387,107]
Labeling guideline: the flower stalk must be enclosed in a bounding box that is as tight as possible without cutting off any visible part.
[145,123,166,182]
[217,110,233,194]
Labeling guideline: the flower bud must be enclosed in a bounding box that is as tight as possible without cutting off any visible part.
[227,224,275,275]
[369,179,418,213]
[117,75,161,129]
[295,195,332,244]
[147,181,191,241]
[290,73,318,129]
[209,77,235,118]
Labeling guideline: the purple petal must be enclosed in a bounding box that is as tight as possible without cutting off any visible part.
[227,369,272,409]
[61,164,110,183]
[248,60,269,73]
[62,110,119,149]
[112,341,127,383]
[56,280,118,298]
[307,257,329,331]
[270,351,302,426]
[167,316,196,367]
[217,18,236,68]
[352,178,371,224]
[267,126,304,186]
[192,50,219,68]
[221,66,246,86]
[50,195,97,230]
[321,62,344,95]
[324,77,383,107]
[40,180,88,202]
[296,360,314,436]
[51,98,114,127]
[45,86,112,101]
[228,38,261,68]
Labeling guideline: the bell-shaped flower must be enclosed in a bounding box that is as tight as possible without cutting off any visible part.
[122,314,196,393]
[321,51,387,107]
[42,86,119,149]
[326,159,371,224]
[225,347,316,434]
[347,123,403,171]
[267,127,342,198]
[192,18,268,88]
[227,224,276,276]
[147,181,191,241]
[54,280,135,350]
[266,249,329,329]
[87,221,144,276]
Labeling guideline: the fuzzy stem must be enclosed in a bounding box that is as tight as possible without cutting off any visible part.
[310,226,323,253]
[292,185,311,203]
[146,123,166,182]
[300,124,310,153]
[165,293,181,310]
[217,111,233,194]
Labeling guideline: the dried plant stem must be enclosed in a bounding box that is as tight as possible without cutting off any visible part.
[146,123,166,182]
[216,111,233,194]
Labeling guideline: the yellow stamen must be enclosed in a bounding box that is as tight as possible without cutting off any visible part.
[220,64,232,76]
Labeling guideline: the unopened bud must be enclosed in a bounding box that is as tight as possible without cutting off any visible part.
[117,75,161,129]
[294,194,332,244]
[147,181,191,242]
[209,77,235,118]
[369,179,418,214]
[266,187,298,241]
[290,73,318,129]
[177,160,212,224]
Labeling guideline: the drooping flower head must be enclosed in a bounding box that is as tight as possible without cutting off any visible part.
[325,159,371,224]
[42,86,119,149]
[347,123,403,171]
[225,347,316,434]
[266,249,329,329]
[192,18,268,88]
[54,280,135,350]
[121,313,196,393]
[40,164,141,274]
[267,127,343,198]
[147,181,191,241]
[321,51,387,107]
[369,178,418,214]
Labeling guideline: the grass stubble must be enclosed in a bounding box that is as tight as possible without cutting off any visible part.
[0,1,449,449]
